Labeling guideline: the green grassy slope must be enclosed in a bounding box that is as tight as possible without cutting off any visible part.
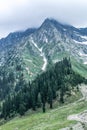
[0,93,87,130]
[52,52,87,78]
[22,46,44,81]
[71,58,87,78]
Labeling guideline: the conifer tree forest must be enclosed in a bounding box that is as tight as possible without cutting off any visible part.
[0,58,86,120]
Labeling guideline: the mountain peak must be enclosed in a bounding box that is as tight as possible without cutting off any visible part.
[39,18,64,31]
[42,18,62,26]
[40,18,53,27]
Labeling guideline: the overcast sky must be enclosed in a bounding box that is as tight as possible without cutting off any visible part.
[0,0,87,38]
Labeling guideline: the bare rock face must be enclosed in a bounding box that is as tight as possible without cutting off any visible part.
[72,123,84,130]
[60,123,85,130]
[68,111,87,124]
[61,85,87,130]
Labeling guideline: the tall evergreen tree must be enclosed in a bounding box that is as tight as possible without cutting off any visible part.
[48,86,53,109]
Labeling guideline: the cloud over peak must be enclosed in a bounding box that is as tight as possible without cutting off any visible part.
[0,0,87,38]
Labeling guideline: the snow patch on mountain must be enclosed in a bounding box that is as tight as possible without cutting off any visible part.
[25,59,32,63]
[79,52,87,57]
[84,62,87,64]
[73,39,87,45]
[80,35,87,40]
[42,53,47,71]
[26,67,30,74]
[30,38,47,71]
[79,52,87,64]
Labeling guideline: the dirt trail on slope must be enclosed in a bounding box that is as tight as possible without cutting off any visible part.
[61,84,87,130]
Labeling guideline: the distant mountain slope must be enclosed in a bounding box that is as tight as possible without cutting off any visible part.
[0,28,44,81]
[0,18,87,100]
[0,18,87,130]
[28,19,87,77]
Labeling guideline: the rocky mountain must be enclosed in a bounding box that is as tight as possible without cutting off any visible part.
[0,18,87,84]
[0,18,87,130]
[31,19,87,62]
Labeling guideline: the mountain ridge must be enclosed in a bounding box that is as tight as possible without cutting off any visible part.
[0,18,87,83]
[0,18,87,130]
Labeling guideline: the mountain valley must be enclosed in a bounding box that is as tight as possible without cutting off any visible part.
[0,18,87,130]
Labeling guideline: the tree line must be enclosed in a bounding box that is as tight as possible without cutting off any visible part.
[0,58,86,120]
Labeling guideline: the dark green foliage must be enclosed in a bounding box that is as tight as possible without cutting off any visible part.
[37,93,42,108]
[48,86,53,108]
[1,58,86,119]
[42,102,46,113]
[60,84,65,103]
[18,103,26,116]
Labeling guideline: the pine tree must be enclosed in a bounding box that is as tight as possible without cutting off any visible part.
[31,88,36,111]
[42,101,46,113]
[19,103,26,116]
[37,93,42,108]
[48,86,53,109]
[41,91,46,113]
[2,102,7,120]
[60,84,65,103]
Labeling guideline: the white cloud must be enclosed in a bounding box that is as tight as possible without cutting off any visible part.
[0,0,87,38]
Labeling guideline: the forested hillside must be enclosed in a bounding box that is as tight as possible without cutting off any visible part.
[1,58,86,120]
